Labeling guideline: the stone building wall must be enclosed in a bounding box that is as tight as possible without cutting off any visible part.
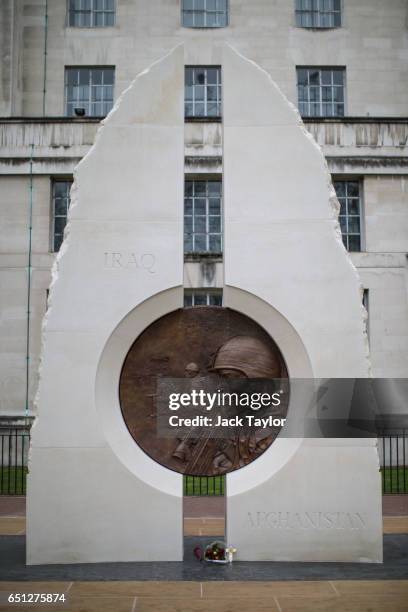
[2,0,407,117]
[0,0,407,418]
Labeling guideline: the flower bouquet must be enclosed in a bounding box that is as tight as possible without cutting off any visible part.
[204,541,227,563]
[194,542,237,563]
[204,542,237,563]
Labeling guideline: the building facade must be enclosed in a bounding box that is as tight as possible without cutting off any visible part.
[1,0,408,423]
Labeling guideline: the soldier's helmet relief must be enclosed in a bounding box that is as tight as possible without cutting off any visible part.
[210,336,282,379]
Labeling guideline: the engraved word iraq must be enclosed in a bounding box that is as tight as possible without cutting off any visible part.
[104,252,156,273]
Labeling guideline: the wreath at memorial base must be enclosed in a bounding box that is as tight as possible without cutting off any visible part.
[195,541,236,564]
[204,541,227,563]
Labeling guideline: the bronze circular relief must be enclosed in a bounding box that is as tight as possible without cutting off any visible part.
[119,307,288,476]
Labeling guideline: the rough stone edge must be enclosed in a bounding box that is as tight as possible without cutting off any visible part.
[29,44,184,457]
[223,42,372,380]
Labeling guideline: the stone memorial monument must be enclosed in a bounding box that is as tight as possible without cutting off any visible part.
[222,46,381,562]
[27,42,382,564]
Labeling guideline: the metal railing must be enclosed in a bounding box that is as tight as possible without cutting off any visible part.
[0,429,30,495]
[1,429,406,496]
[184,475,225,496]
[379,430,408,494]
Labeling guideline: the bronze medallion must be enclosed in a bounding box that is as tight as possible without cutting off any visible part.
[119,307,288,476]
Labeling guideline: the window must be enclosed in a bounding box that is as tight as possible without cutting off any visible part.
[184,180,222,254]
[68,0,115,27]
[295,0,341,28]
[182,0,228,28]
[334,180,362,252]
[52,180,73,252]
[297,67,345,117]
[184,290,223,307]
[65,67,114,117]
[185,67,222,118]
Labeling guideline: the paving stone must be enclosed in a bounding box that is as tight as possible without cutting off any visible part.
[383,496,408,517]
[0,582,70,594]
[70,581,200,598]
[135,598,278,611]
[0,517,25,535]
[332,580,408,595]
[276,594,408,611]
[0,497,26,518]
[202,580,335,598]
[183,497,225,519]
[383,516,408,534]
[0,596,135,612]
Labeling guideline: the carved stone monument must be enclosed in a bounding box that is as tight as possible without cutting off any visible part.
[27,42,382,564]
[27,46,185,564]
[222,45,382,562]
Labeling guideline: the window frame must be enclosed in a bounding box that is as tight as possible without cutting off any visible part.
[67,0,116,28]
[50,178,73,253]
[64,66,115,117]
[184,177,223,256]
[297,66,346,118]
[362,289,369,342]
[295,0,342,29]
[181,0,229,29]
[333,177,365,253]
[184,289,223,307]
[185,66,222,120]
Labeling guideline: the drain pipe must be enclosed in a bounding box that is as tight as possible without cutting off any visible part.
[26,144,34,421]
[42,0,48,116]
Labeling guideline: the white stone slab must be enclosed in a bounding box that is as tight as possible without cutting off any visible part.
[27,447,182,564]
[226,439,382,563]
[27,46,185,564]
[222,45,381,562]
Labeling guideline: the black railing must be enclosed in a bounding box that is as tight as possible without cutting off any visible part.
[1,429,406,496]
[379,430,408,494]
[184,475,225,496]
[0,429,30,495]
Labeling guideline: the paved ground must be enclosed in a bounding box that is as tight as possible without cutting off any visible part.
[0,580,408,612]
[184,517,224,536]
[183,496,225,518]
[1,496,407,611]
[1,534,407,581]
[384,516,408,534]
[382,495,408,516]
[0,498,25,518]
